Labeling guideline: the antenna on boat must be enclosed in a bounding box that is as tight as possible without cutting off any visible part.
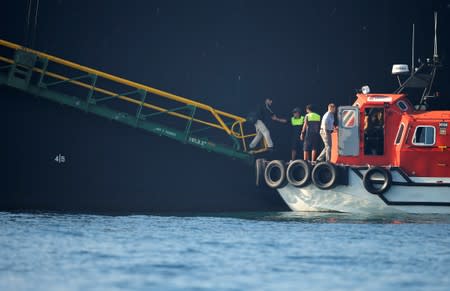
[419,11,440,105]
[394,11,441,107]
[433,11,438,61]
[411,23,415,75]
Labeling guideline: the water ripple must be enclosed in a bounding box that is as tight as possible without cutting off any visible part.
[0,211,449,290]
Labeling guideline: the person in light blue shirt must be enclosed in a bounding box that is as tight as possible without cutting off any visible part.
[317,103,336,162]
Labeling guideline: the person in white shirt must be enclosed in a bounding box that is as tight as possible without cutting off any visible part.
[317,103,336,162]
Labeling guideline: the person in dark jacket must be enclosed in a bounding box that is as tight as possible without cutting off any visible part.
[249,98,286,151]
[364,109,384,155]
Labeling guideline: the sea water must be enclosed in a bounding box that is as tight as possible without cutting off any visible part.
[0,211,449,291]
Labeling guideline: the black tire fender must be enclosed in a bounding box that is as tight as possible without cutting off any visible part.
[363,167,392,195]
[311,162,338,190]
[264,160,287,189]
[286,159,312,187]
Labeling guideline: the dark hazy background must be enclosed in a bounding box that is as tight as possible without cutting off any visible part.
[3,1,450,114]
[1,1,449,212]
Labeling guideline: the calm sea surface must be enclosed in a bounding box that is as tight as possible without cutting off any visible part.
[1,211,449,291]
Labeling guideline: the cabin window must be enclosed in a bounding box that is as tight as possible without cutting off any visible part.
[397,100,408,111]
[412,126,435,146]
[342,110,356,128]
[395,123,405,145]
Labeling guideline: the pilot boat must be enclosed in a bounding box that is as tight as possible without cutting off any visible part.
[258,13,450,214]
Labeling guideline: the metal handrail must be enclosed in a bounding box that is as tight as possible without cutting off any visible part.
[0,39,271,153]
[0,55,226,130]
[0,39,248,138]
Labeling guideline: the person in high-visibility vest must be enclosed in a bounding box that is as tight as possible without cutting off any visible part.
[290,107,305,161]
[300,104,321,162]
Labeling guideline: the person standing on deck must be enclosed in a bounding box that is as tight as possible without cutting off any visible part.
[290,107,304,161]
[317,103,336,162]
[249,98,287,151]
[300,104,321,162]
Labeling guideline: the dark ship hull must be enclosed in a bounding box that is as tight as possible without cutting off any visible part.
[1,86,287,213]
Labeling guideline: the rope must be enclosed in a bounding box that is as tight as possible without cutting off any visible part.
[24,0,32,46]
[23,0,40,48]
[433,11,438,58]
[31,0,40,49]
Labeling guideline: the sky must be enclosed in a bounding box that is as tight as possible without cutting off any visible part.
[0,0,449,211]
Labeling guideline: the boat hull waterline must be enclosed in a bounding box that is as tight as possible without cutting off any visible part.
[277,169,450,214]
